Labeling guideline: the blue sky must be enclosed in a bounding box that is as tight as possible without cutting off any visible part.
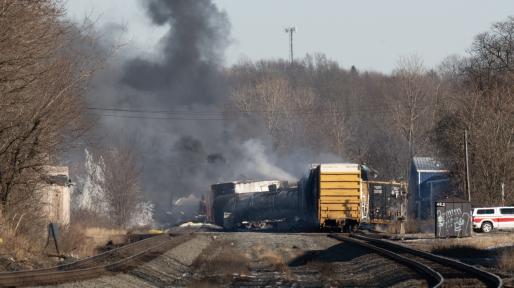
[66,0,514,73]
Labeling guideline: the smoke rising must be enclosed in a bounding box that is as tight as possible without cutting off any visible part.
[81,0,340,225]
[240,140,296,181]
[121,0,230,106]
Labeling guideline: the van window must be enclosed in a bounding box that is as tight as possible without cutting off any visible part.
[500,208,514,215]
[476,209,495,215]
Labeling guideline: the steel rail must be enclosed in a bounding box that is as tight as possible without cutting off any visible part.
[59,233,170,270]
[0,233,167,278]
[0,233,177,287]
[351,234,503,288]
[329,233,443,288]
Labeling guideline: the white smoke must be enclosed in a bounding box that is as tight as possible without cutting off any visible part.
[240,139,296,181]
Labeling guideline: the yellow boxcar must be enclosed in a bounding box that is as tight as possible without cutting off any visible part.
[316,163,363,229]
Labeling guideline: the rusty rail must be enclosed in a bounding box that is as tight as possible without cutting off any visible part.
[329,233,503,288]
[352,234,502,287]
[329,233,443,287]
[0,233,178,287]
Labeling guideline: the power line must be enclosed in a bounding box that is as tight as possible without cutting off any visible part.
[87,103,416,115]
[87,107,224,115]
[0,102,432,121]
[87,113,230,121]
[86,101,439,121]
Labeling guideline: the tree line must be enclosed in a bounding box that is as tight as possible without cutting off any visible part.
[226,17,514,206]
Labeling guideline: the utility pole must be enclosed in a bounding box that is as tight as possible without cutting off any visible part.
[502,183,505,206]
[465,129,471,202]
[285,27,296,63]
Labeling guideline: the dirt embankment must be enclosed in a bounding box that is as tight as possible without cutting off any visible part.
[191,232,425,287]
[38,232,428,287]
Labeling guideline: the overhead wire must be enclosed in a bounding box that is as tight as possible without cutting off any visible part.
[86,104,419,121]
[91,114,231,121]
[86,101,439,121]
[87,107,225,115]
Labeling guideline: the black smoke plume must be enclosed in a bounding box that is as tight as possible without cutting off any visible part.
[80,0,298,225]
[122,0,230,106]
[79,0,340,225]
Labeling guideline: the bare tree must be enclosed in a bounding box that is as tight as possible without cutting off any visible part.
[281,85,317,153]
[466,16,514,89]
[434,17,514,205]
[383,55,444,179]
[102,143,142,228]
[0,1,94,223]
[255,77,291,138]
[323,98,351,158]
[231,76,292,144]
[435,85,514,205]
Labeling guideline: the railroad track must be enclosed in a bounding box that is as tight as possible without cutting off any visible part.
[0,232,190,287]
[329,233,503,288]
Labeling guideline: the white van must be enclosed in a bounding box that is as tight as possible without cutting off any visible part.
[472,207,514,232]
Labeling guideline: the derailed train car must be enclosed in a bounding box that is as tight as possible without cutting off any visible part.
[366,181,407,224]
[208,163,369,231]
[213,187,305,230]
[207,180,290,226]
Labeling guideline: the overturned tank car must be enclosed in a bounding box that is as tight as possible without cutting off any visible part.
[207,163,370,231]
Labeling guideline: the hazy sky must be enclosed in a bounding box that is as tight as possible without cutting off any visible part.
[66,1,514,73]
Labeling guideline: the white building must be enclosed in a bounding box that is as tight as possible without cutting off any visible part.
[40,166,71,226]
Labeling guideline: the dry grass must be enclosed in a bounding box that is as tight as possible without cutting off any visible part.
[0,209,129,270]
[0,223,125,261]
[192,240,294,286]
[427,239,514,274]
[404,232,514,273]
[425,233,514,251]
[252,245,290,273]
[402,232,514,255]
[0,215,46,258]
[70,209,113,228]
[405,219,434,233]
[83,227,127,244]
[192,240,249,277]
[0,227,39,260]
[56,225,93,258]
[70,210,128,257]
[372,223,404,234]
[0,218,57,270]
